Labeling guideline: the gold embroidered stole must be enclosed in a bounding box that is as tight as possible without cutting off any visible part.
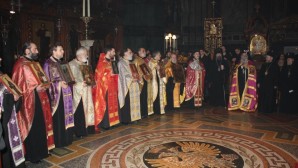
[129,81,141,121]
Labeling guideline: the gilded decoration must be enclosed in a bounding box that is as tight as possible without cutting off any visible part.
[250,35,267,55]
[145,141,240,167]
[204,18,223,53]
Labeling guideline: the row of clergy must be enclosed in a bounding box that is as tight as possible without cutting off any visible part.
[0,42,201,167]
[191,47,297,114]
[1,41,267,166]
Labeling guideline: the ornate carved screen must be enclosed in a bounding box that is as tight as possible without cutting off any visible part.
[204,18,223,52]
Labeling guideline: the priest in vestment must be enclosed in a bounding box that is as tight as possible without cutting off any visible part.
[43,43,74,146]
[12,42,54,162]
[92,46,119,130]
[118,48,141,123]
[69,47,95,134]
[185,51,206,107]
[133,48,153,118]
[257,51,278,113]
[0,69,25,167]
[165,53,186,109]
[228,52,258,112]
[148,51,167,114]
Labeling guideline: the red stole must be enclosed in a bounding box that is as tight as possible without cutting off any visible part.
[93,53,119,130]
[12,57,54,150]
[144,57,151,64]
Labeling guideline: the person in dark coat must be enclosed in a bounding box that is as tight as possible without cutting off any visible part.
[209,48,229,107]
[279,53,298,114]
[199,49,211,102]
[258,51,279,113]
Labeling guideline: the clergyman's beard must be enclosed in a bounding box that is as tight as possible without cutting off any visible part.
[241,59,248,64]
[81,58,88,63]
[30,53,39,61]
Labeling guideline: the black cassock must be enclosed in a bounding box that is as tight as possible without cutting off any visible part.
[200,55,211,101]
[209,59,229,107]
[1,94,25,168]
[153,69,161,114]
[258,62,278,113]
[165,76,175,110]
[279,64,298,114]
[119,91,132,124]
[140,80,148,118]
[24,90,48,162]
[74,99,95,136]
[238,66,248,98]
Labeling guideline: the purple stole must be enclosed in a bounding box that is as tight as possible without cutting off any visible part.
[8,106,25,166]
[228,64,258,112]
[63,87,74,128]
[43,58,74,129]
[57,84,75,129]
[0,88,25,166]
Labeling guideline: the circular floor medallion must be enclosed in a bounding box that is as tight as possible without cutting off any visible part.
[87,129,296,168]
[142,141,244,167]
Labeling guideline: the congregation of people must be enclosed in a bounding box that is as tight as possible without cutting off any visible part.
[0,41,297,167]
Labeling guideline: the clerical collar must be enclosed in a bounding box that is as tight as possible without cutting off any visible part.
[105,57,111,62]
[51,56,61,62]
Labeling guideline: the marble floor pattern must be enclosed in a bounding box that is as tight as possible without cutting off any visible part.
[26,106,298,168]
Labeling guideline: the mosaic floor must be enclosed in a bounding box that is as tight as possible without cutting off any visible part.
[26,106,298,168]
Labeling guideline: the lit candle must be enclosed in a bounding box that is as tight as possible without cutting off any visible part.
[87,0,90,17]
[165,36,169,51]
[172,35,177,50]
[82,0,85,17]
